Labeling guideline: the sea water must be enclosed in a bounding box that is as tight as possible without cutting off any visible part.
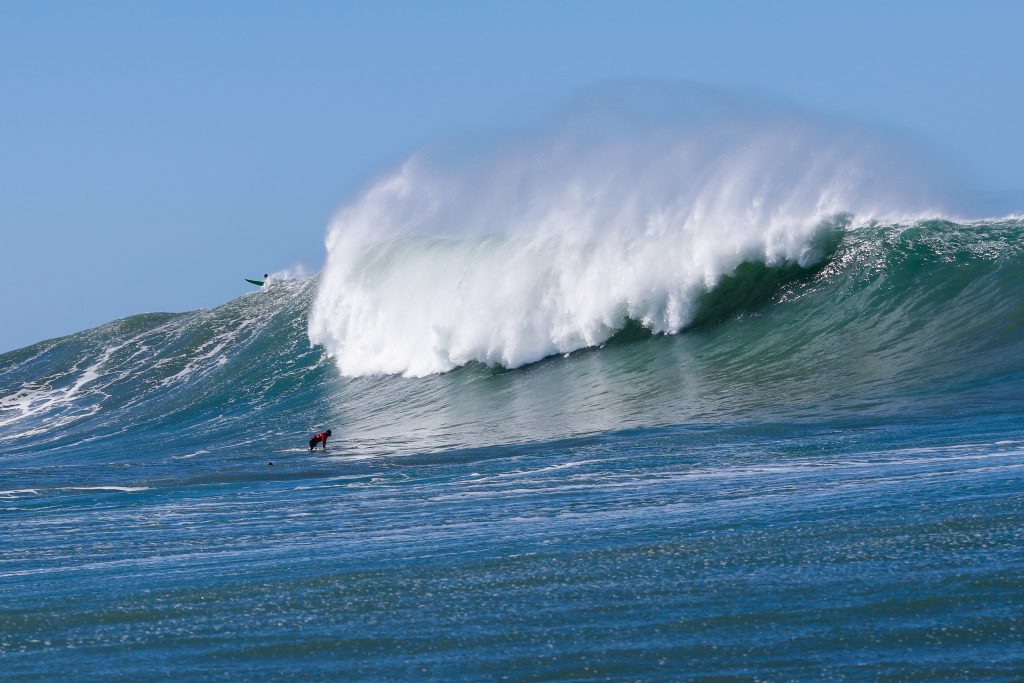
[2,88,1022,680]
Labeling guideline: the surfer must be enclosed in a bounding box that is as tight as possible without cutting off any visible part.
[309,429,332,451]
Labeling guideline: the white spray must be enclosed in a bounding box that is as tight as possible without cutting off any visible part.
[309,84,953,377]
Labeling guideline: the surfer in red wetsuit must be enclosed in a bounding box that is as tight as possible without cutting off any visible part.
[309,429,332,451]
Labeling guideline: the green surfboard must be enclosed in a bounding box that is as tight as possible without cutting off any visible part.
[245,278,265,287]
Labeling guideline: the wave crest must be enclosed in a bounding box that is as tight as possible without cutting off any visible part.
[309,84,953,376]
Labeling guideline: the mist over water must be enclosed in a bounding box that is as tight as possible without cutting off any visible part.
[309,84,960,376]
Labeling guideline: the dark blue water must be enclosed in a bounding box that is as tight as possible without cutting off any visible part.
[2,221,1023,680]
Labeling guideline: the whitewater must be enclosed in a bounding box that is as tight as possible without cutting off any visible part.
[309,86,953,376]
[2,87,1022,680]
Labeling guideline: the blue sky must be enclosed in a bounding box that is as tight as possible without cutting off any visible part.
[2,0,1022,353]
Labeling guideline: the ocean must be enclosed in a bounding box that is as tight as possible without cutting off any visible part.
[2,216,1022,680]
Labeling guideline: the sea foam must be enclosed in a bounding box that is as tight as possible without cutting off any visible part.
[309,84,951,377]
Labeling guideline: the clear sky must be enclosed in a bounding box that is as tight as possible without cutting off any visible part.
[2,0,1022,353]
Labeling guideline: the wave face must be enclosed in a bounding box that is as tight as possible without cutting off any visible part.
[309,85,956,376]
[0,283,328,468]
[3,219,1023,462]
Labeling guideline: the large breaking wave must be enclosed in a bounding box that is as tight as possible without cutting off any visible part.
[308,84,959,376]
[2,219,1024,463]
[8,84,1022,466]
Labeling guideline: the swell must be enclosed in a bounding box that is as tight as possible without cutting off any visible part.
[2,221,1023,464]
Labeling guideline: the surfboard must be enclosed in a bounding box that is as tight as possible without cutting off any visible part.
[245,278,265,287]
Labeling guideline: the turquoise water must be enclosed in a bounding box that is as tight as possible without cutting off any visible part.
[2,221,1023,679]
